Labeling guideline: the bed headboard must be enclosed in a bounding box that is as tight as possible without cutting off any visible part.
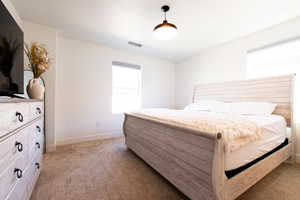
[193,74,295,127]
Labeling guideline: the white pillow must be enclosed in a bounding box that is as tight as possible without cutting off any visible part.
[229,102,277,116]
[212,103,231,114]
[184,101,222,112]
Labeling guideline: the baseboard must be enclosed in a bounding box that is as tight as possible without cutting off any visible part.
[46,145,56,153]
[56,132,123,146]
[296,154,300,164]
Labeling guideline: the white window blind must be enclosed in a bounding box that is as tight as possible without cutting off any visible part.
[112,61,141,114]
[247,38,300,122]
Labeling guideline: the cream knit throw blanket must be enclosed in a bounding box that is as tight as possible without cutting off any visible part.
[131,109,263,152]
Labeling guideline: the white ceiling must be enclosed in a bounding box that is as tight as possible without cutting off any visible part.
[11,0,300,62]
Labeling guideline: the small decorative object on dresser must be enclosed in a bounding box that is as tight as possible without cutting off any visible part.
[27,78,45,100]
[0,99,44,200]
[25,43,50,100]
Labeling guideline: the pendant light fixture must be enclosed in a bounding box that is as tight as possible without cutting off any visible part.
[153,5,178,40]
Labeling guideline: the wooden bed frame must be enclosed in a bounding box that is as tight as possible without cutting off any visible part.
[123,74,296,200]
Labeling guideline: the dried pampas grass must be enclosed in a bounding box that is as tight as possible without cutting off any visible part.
[25,42,50,78]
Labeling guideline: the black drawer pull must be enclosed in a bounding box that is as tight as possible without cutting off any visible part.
[35,162,40,169]
[14,168,23,179]
[36,142,41,149]
[15,142,23,152]
[36,125,41,133]
[36,107,42,114]
[15,112,24,122]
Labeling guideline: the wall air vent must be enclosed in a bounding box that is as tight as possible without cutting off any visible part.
[128,41,142,48]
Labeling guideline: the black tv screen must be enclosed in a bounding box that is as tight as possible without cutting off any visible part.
[0,0,24,95]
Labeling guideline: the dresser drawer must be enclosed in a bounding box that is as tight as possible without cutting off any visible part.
[28,102,44,122]
[28,118,44,142]
[28,119,44,162]
[0,100,44,200]
[28,139,44,164]
[0,128,29,173]
[0,103,29,138]
[27,153,43,200]
[4,167,29,200]
[0,155,27,200]
[4,154,43,200]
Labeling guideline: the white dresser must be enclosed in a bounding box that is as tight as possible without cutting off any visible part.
[0,99,44,200]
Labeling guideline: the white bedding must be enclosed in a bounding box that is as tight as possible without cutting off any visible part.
[225,114,287,170]
[132,109,265,152]
[131,109,288,171]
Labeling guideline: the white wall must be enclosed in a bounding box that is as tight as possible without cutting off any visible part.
[56,37,174,145]
[175,16,300,162]
[175,45,246,108]
[22,21,58,152]
[21,20,175,147]
[2,0,22,28]
[175,16,300,108]
[7,0,168,149]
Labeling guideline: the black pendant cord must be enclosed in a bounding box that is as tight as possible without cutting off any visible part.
[161,5,169,22]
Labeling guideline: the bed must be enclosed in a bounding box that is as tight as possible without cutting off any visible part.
[123,74,296,200]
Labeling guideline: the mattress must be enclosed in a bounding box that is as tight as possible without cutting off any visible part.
[225,114,287,170]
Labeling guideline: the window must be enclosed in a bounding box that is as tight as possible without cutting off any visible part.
[112,61,141,113]
[247,38,300,122]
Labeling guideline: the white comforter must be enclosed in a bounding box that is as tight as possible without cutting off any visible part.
[131,109,267,152]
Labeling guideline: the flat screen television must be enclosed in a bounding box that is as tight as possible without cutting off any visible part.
[0,0,24,96]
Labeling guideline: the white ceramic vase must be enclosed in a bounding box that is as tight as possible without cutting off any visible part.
[27,78,45,100]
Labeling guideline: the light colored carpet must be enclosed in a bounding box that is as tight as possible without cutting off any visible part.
[31,138,300,200]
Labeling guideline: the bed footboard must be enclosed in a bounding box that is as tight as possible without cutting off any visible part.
[123,113,226,200]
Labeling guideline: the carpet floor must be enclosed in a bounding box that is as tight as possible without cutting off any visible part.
[31,138,300,200]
